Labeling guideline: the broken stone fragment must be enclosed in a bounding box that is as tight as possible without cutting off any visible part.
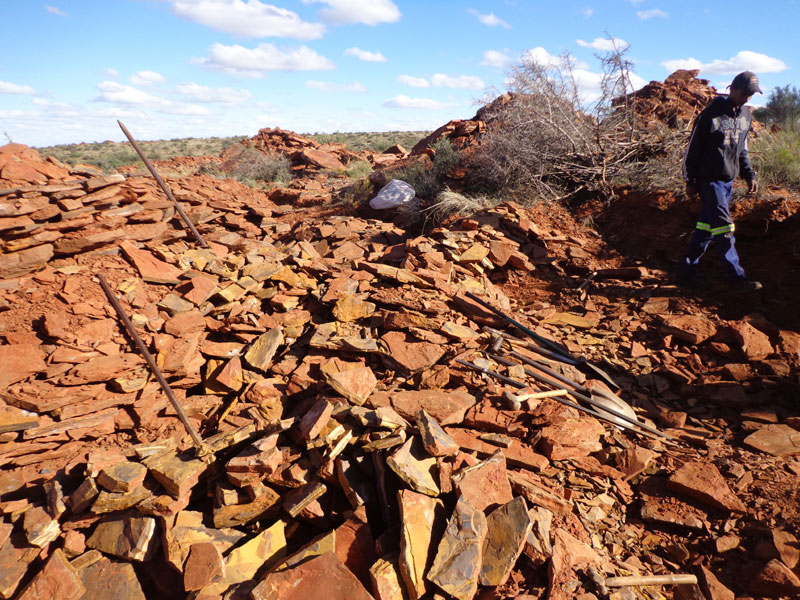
[390,389,476,426]
[69,478,100,514]
[696,566,734,600]
[91,485,151,513]
[452,450,513,512]
[96,461,147,493]
[667,461,746,512]
[14,549,84,600]
[750,559,800,596]
[333,294,376,322]
[143,450,207,498]
[282,482,327,518]
[44,479,66,518]
[387,436,440,497]
[162,520,245,572]
[244,327,284,372]
[298,398,333,440]
[203,520,286,595]
[370,556,407,600]
[86,512,157,561]
[426,496,487,600]
[23,505,60,547]
[397,489,447,600]
[252,551,374,600]
[324,364,377,405]
[480,496,533,587]
[75,554,146,600]
[226,433,281,474]
[0,403,39,434]
[213,489,281,528]
[184,542,226,591]
[416,409,459,457]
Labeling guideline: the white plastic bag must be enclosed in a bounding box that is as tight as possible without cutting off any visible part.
[369,179,415,210]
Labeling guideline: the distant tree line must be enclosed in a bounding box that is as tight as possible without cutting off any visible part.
[753,84,800,130]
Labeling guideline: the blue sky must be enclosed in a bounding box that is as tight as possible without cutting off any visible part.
[0,0,796,147]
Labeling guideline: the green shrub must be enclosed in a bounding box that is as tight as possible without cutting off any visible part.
[393,138,460,200]
[751,129,800,189]
[345,160,373,179]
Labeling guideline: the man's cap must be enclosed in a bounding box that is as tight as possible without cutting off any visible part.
[730,71,762,94]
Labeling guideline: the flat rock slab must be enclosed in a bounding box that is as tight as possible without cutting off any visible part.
[537,417,605,461]
[667,461,746,513]
[184,542,225,591]
[481,496,533,587]
[744,424,800,456]
[427,496,487,600]
[0,344,46,389]
[446,427,549,472]
[390,389,476,426]
[380,331,445,374]
[14,549,84,600]
[452,450,513,513]
[661,314,717,345]
[76,555,146,600]
[729,321,773,360]
[387,436,440,497]
[86,512,157,561]
[120,240,184,284]
[398,489,446,600]
[251,552,374,600]
[144,450,208,498]
[750,559,800,596]
[325,365,377,405]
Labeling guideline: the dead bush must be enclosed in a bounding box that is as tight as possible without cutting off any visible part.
[467,41,687,200]
[221,145,291,186]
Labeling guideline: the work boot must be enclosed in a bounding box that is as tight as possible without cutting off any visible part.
[729,278,763,292]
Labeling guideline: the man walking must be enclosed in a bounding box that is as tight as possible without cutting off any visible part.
[677,70,763,291]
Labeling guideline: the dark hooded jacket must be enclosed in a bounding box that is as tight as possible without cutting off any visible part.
[682,95,757,183]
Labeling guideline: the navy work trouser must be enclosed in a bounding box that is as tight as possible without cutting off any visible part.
[678,180,746,282]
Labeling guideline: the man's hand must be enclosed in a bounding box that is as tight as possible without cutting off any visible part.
[746,178,758,195]
[685,181,699,199]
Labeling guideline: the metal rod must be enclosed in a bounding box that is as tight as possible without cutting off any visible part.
[117,120,208,248]
[493,353,676,443]
[466,291,566,355]
[98,274,208,453]
[456,359,664,441]
[605,574,698,587]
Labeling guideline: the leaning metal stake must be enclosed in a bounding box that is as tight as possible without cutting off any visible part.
[98,274,208,454]
[117,120,208,248]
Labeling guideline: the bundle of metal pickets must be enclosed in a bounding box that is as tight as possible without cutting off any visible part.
[460,292,679,447]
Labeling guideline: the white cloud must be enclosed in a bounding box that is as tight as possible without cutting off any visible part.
[171,0,325,39]
[306,80,368,92]
[195,42,335,77]
[301,0,401,25]
[94,81,161,104]
[174,83,253,103]
[577,37,628,52]
[105,68,119,78]
[637,8,668,19]
[480,50,511,68]
[0,81,37,95]
[93,81,212,117]
[45,6,68,16]
[344,47,387,62]
[130,70,165,87]
[521,47,588,70]
[384,95,458,110]
[431,73,485,90]
[396,74,429,88]
[582,8,594,18]
[662,50,787,75]
[467,8,510,29]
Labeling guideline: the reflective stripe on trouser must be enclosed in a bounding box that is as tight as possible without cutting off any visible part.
[678,180,746,281]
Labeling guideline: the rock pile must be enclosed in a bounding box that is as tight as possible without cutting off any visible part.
[1,141,800,600]
[615,69,719,128]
